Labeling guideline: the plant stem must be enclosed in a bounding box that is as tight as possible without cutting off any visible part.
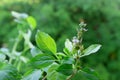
[9,33,22,64]
[67,71,76,80]
[42,75,47,80]
[17,61,22,72]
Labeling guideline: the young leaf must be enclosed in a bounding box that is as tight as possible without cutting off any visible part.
[81,44,101,57]
[56,52,66,57]
[26,16,37,30]
[30,53,55,68]
[63,48,71,55]
[11,11,28,19]
[57,64,73,76]
[0,62,21,80]
[22,69,42,80]
[56,52,66,60]
[65,39,73,52]
[35,30,57,54]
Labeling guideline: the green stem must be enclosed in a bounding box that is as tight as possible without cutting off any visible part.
[67,72,76,80]
[9,58,13,64]
[12,34,22,53]
[67,56,80,80]
[17,61,22,72]
[9,33,22,64]
[75,52,81,70]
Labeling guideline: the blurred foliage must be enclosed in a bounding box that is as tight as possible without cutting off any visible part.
[0,0,120,80]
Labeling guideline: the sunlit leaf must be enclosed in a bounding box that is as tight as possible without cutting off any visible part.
[65,39,73,52]
[27,16,37,30]
[35,30,57,54]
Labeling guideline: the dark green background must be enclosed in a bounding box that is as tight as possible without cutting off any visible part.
[0,0,120,80]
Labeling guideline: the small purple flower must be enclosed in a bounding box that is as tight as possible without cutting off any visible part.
[72,36,79,45]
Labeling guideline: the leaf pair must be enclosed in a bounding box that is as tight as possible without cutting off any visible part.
[64,39,101,57]
[30,31,57,69]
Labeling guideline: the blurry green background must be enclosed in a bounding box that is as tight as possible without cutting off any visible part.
[0,0,120,80]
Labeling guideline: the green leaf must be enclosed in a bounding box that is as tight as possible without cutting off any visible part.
[81,44,101,57]
[35,30,57,54]
[72,68,101,80]
[65,39,73,52]
[0,48,11,58]
[57,64,73,76]
[22,69,42,80]
[30,53,55,68]
[27,16,37,30]
[0,62,21,80]
[47,63,67,80]
[61,57,75,64]
[63,48,71,55]
[56,52,66,57]
[11,11,28,19]
[81,67,101,80]
[0,53,6,62]
[30,47,42,57]
[71,71,87,80]
[56,52,66,60]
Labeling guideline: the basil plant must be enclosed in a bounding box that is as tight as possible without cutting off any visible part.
[0,11,101,80]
